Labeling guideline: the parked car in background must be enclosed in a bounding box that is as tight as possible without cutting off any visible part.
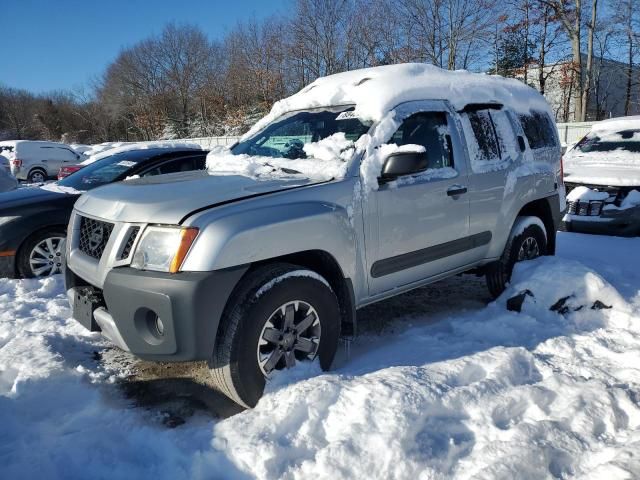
[59,142,135,179]
[0,140,81,183]
[0,144,206,278]
[65,63,562,408]
[0,155,18,193]
[58,164,84,179]
[562,116,640,236]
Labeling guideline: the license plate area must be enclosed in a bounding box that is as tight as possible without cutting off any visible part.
[72,287,105,331]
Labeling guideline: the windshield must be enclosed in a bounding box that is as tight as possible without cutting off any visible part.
[230,107,372,160]
[58,152,148,190]
[575,129,640,153]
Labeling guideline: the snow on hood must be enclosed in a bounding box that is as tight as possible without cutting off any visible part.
[80,141,202,166]
[564,153,640,186]
[38,183,84,195]
[242,63,551,142]
[205,133,354,182]
[564,117,640,186]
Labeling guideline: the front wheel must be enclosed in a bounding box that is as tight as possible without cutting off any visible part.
[209,263,340,408]
[17,228,66,278]
[486,219,547,298]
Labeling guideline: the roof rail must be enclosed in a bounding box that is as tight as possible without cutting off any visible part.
[458,102,504,113]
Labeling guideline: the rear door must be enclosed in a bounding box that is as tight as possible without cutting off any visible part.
[459,107,524,257]
[365,100,473,296]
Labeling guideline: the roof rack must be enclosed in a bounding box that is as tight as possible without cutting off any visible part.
[458,102,504,113]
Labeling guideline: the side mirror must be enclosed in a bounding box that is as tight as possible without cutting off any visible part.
[380,149,428,181]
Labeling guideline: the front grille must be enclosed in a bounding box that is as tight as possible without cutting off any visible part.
[119,227,140,260]
[78,216,114,259]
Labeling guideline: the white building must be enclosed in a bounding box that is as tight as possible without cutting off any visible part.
[515,55,640,122]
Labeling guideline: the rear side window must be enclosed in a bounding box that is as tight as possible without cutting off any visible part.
[519,111,556,149]
[142,155,204,177]
[460,108,521,172]
[465,110,501,161]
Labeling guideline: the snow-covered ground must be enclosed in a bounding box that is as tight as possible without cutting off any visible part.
[1,232,639,479]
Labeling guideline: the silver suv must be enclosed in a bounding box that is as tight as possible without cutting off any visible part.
[66,64,563,407]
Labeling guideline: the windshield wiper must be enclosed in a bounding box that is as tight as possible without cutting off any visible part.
[264,162,302,175]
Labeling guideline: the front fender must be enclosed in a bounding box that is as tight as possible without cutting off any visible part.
[0,207,73,252]
[181,201,357,278]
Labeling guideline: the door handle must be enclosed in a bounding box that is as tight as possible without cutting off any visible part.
[447,185,467,196]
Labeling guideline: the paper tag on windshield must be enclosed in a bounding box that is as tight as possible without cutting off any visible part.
[336,111,358,121]
[117,160,136,167]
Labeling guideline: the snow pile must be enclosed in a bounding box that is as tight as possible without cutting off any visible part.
[205,135,353,182]
[80,141,202,166]
[603,189,640,212]
[244,63,551,142]
[567,185,610,202]
[302,133,354,162]
[199,257,640,479]
[2,235,640,479]
[618,189,640,209]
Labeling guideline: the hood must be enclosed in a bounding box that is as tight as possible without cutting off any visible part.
[0,185,69,210]
[564,152,640,187]
[74,170,320,224]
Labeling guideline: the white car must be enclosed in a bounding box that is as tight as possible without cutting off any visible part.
[0,140,80,183]
[562,116,640,236]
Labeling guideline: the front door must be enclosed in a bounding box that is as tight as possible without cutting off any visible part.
[365,101,475,296]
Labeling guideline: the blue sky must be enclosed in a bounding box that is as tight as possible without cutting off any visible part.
[0,0,289,93]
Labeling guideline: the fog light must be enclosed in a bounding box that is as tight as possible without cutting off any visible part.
[155,316,165,336]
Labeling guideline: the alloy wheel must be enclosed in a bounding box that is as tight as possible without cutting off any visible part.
[29,236,66,276]
[29,171,46,183]
[256,300,321,376]
[517,236,540,261]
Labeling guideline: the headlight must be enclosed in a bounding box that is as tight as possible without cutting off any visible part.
[130,226,198,273]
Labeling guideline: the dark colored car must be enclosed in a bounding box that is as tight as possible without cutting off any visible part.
[0,147,208,278]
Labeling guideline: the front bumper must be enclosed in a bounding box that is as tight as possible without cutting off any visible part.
[560,207,640,237]
[66,265,248,361]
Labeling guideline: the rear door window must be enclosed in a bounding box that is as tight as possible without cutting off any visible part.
[465,110,501,161]
[519,111,557,149]
[460,108,521,172]
[142,156,203,176]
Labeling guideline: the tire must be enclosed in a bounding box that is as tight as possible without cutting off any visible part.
[27,168,47,183]
[209,263,341,408]
[17,228,66,278]
[485,220,547,299]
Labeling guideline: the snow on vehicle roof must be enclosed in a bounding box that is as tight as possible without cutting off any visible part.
[80,141,203,165]
[244,63,552,140]
[590,116,640,134]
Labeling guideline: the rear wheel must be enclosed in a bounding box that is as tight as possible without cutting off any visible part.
[27,168,47,183]
[209,263,340,408]
[17,228,66,278]
[486,219,547,298]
